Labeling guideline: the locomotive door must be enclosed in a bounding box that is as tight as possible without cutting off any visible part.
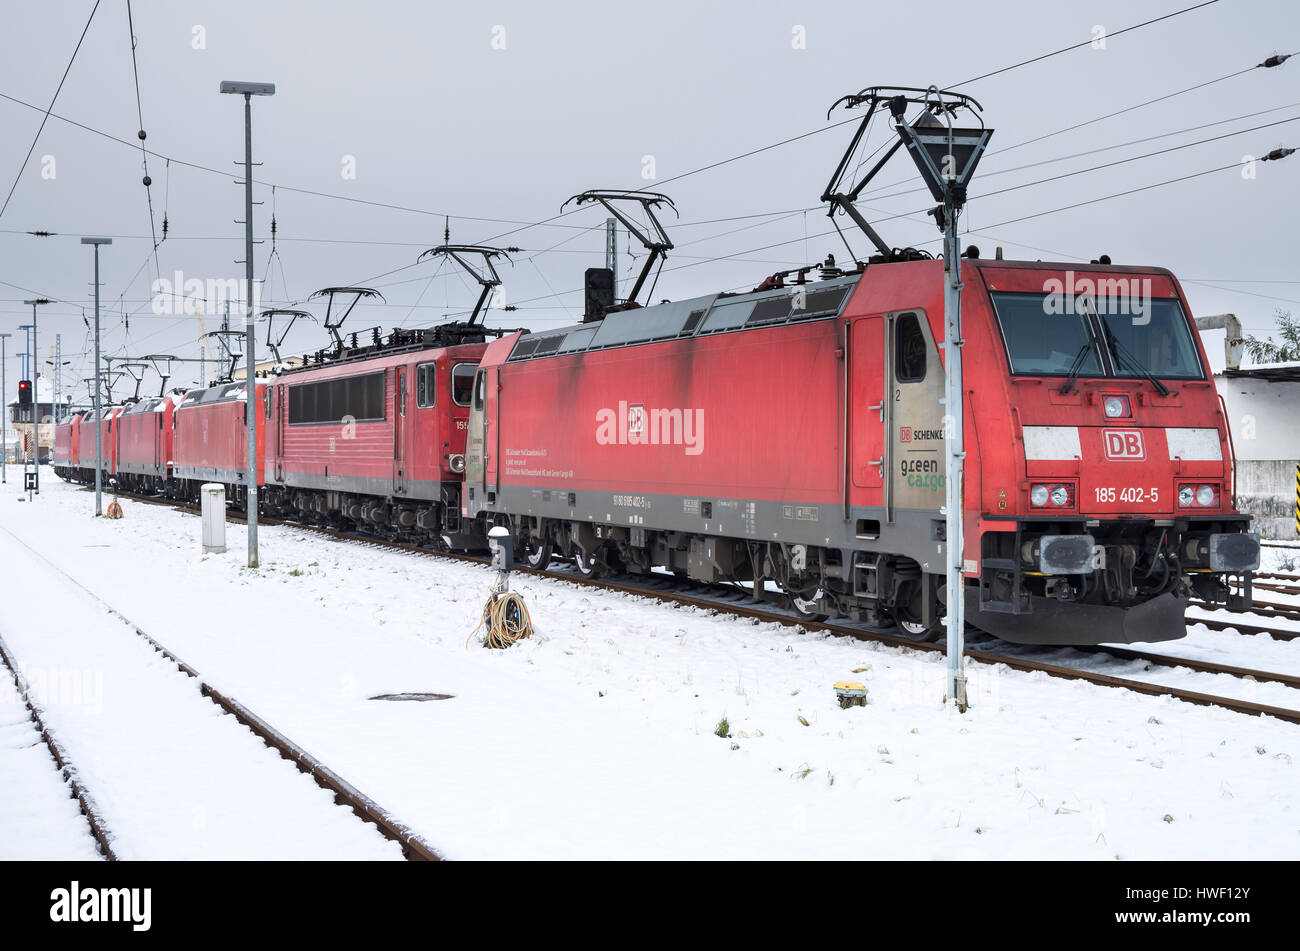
[889,311,945,514]
[274,384,285,482]
[394,367,406,495]
[850,316,887,495]
[484,366,499,495]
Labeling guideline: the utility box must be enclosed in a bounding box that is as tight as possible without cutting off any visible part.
[201,483,227,554]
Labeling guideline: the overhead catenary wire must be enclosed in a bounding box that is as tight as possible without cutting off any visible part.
[124,0,162,277]
[0,0,102,221]
[347,4,1233,292]
[951,0,1224,86]
[12,1,1274,362]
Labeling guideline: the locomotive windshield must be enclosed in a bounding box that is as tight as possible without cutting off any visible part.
[990,291,1203,380]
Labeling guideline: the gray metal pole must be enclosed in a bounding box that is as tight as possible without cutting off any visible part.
[82,237,112,516]
[18,325,31,498]
[605,217,618,300]
[943,201,967,710]
[54,334,61,425]
[242,91,259,569]
[0,332,8,482]
[31,302,38,492]
[94,247,103,516]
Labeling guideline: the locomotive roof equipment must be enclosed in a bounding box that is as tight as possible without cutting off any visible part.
[561,190,677,315]
[416,243,513,329]
[143,354,175,396]
[260,309,316,365]
[202,327,245,383]
[117,361,151,402]
[309,286,386,356]
[822,85,992,265]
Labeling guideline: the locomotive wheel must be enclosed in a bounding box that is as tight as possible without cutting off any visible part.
[895,580,943,643]
[574,547,605,578]
[785,586,829,622]
[521,536,553,570]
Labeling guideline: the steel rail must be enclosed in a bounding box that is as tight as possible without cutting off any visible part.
[77,486,1300,724]
[0,523,442,861]
[0,631,119,860]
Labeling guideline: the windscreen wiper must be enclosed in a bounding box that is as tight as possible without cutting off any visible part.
[1103,325,1170,396]
[1057,343,1095,395]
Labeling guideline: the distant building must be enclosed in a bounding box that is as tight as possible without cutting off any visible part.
[5,376,70,463]
[230,356,304,381]
[1216,361,1300,539]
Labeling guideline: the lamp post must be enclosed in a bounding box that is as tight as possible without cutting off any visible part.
[894,94,992,711]
[0,332,9,482]
[81,237,112,516]
[220,79,275,569]
[23,299,50,492]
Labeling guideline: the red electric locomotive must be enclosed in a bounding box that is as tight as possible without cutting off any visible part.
[463,253,1259,646]
[72,406,122,483]
[260,330,489,548]
[114,395,176,494]
[172,381,266,503]
[52,412,80,480]
[459,91,1261,648]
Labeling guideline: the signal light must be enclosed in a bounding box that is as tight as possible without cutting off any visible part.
[18,379,32,406]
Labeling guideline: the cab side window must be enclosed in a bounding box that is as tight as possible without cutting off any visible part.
[452,363,475,407]
[416,363,436,408]
[895,313,927,383]
[472,370,486,411]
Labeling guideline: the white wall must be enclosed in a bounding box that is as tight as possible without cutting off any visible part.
[1216,373,1299,538]
[1215,375,1300,461]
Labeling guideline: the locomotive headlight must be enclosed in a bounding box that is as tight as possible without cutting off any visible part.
[1101,394,1132,418]
[448,453,466,473]
[1030,485,1050,507]
[1050,486,1070,507]
[1177,483,1220,507]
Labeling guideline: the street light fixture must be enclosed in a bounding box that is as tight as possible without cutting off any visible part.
[221,79,275,569]
[81,237,112,516]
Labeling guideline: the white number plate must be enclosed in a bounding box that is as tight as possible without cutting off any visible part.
[1094,486,1159,503]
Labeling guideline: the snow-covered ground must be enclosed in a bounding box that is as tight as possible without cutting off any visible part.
[1,474,1296,860]
[0,688,101,860]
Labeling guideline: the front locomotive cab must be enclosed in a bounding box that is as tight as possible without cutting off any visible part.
[967,262,1259,645]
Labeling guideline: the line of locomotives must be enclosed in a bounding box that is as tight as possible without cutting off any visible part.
[53,250,1261,647]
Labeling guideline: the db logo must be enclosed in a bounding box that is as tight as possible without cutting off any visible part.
[899,427,913,443]
[1103,430,1145,460]
[627,403,645,438]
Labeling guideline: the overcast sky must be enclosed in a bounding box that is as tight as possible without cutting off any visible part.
[1,0,1296,399]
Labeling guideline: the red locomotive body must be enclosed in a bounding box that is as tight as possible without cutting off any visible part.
[465,258,1258,645]
[263,341,486,546]
[52,412,80,478]
[172,382,265,499]
[75,406,122,480]
[115,396,176,493]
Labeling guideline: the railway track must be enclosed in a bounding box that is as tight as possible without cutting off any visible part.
[0,521,442,861]
[0,632,118,860]
[86,485,1300,725]
[1252,580,1300,597]
[1254,572,1300,585]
